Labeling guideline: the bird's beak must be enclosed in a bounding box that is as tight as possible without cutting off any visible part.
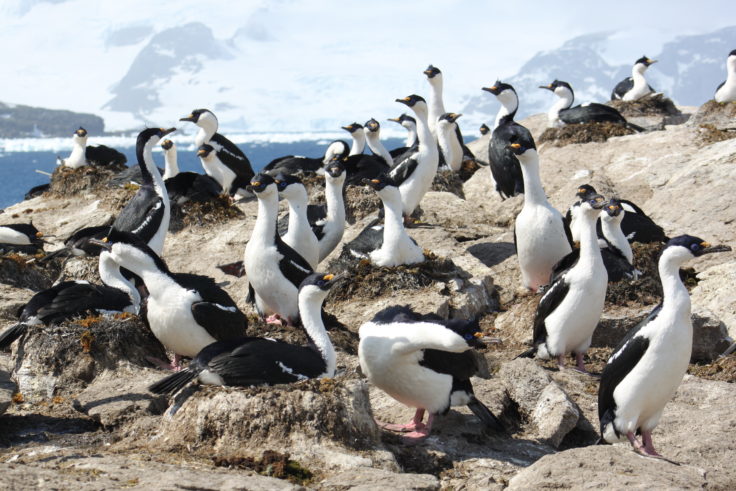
[340,125,352,132]
[510,143,521,150]
[648,59,658,64]
[539,84,553,90]
[180,114,195,122]
[396,97,411,105]
[699,243,732,255]
[161,127,176,136]
[197,149,206,157]
[591,195,607,209]
[387,117,400,122]
[481,86,495,93]
[89,238,112,251]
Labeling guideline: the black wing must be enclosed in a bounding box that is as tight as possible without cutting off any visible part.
[619,202,667,243]
[36,282,131,324]
[173,273,239,307]
[559,104,627,125]
[307,204,327,241]
[210,133,254,181]
[216,260,245,278]
[263,156,322,175]
[275,233,313,289]
[166,173,220,203]
[25,183,50,200]
[597,305,660,436]
[550,248,580,284]
[611,78,633,100]
[532,277,570,347]
[113,186,165,242]
[489,118,525,199]
[345,155,390,186]
[600,245,636,282]
[562,215,574,248]
[387,155,418,186]
[86,144,126,166]
[715,80,726,95]
[191,301,247,341]
[343,217,383,259]
[455,124,475,160]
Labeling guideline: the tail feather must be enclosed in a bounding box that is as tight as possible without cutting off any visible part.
[148,368,198,395]
[626,122,645,132]
[467,396,505,433]
[0,324,27,350]
[515,347,536,359]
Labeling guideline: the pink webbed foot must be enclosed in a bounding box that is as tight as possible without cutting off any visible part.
[376,409,426,433]
[627,431,645,453]
[146,353,184,372]
[402,413,435,443]
[572,352,589,374]
[556,354,566,369]
[640,431,664,458]
[265,314,285,325]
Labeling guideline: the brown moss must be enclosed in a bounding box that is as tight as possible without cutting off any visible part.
[79,329,95,352]
[697,124,736,146]
[688,355,736,383]
[608,93,681,117]
[76,316,103,329]
[538,122,635,147]
[168,194,244,232]
[0,252,61,291]
[431,169,465,198]
[12,392,24,403]
[212,451,314,485]
[689,99,736,128]
[48,163,127,197]
[343,184,382,224]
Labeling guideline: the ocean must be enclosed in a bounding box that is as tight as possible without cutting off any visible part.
[0,137,405,210]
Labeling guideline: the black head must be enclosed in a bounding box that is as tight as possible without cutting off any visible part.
[479,123,490,135]
[508,130,536,155]
[664,235,732,257]
[161,139,174,151]
[443,318,484,348]
[482,80,515,96]
[180,108,209,122]
[341,122,363,133]
[388,114,415,125]
[248,173,276,193]
[539,79,572,92]
[604,198,623,217]
[136,127,176,149]
[396,94,426,107]
[362,173,396,191]
[423,64,441,78]
[364,118,380,132]
[274,173,303,192]
[299,272,339,292]
[91,228,170,272]
[635,56,656,66]
[75,127,87,137]
[325,157,345,178]
[729,49,736,58]
[439,112,462,123]
[197,143,215,158]
[583,193,607,210]
[3,223,42,239]
[575,184,598,199]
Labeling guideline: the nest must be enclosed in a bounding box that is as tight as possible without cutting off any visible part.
[0,252,61,291]
[690,99,736,129]
[696,123,736,146]
[538,122,635,147]
[458,159,482,182]
[688,354,736,383]
[605,242,699,307]
[248,311,359,355]
[608,93,681,117]
[168,195,244,233]
[327,253,464,303]
[213,451,313,485]
[48,163,127,197]
[431,169,465,199]
[343,185,382,224]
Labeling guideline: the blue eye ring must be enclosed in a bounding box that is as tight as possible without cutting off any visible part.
[690,243,700,252]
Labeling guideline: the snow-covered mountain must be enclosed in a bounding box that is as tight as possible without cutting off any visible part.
[461,26,736,127]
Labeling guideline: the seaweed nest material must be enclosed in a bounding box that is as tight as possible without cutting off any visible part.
[343,185,382,224]
[327,252,464,303]
[689,100,736,129]
[213,451,314,485]
[459,158,483,182]
[538,121,635,147]
[169,195,244,232]
[0,252,61,291]
[688,354,736,383]
[249,311,359,355]
[696,123,736,146]
[431,169,465,199]
[48,163,127,197]
[608,93,681,117]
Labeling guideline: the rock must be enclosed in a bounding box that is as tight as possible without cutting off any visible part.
[593,307,649,348]
[608,94,690,131]
[690,261,736,338]
[320,467,439,490]
[431,169,464,199]
[0,283,31,322]
[72,368,168,429]
[11,315,167,402]
[691,307,732,362]
[0,356,16,416]
[497,359,579,448]
[0,252,60,291]
[152,378,399,473]
[688,99,736,130]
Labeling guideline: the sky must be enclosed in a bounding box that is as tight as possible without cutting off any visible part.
[0,0,734,133]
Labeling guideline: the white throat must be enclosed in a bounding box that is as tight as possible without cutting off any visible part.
[195,113,219,147]
[426,75,445,138]
[348,131,365,156]
[548,88,573,127]
[365,130,394,166]
[601,212,633,263]
[493,90,518,131]
[403,121,418,147]
[298,289,336,377]
[98,251,141,311]
[162,147,179,180]
[64,135,87,168]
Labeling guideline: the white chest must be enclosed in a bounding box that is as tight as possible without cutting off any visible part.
[147,289,215,358]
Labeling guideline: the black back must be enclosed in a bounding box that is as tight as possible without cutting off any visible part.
[559,104,627,125]
[488,115,526,199]
[86,144,127,167]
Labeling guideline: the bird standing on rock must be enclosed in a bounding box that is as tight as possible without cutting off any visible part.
[598,235,731,458]
[611,56,657,101]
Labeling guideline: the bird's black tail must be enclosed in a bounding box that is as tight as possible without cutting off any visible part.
[515,347,536,359]
[467,396,505,433]
[0,324,27,350]
[39,247,71,263]
[148,368,198,395]
[626,121,646,132]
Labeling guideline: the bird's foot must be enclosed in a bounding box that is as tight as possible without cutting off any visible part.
[146,356,178,372]
[401,427,431,443]
[265,314,285,325]
[377,420,426,433]
[572,353,588,373]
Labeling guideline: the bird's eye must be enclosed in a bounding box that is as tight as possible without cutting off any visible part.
[690,243,700,252]
[317,280,326,287]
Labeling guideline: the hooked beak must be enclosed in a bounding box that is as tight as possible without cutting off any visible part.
[698,243,732,256]
[179,114,196,122]
[395,97,411,106]
[539,84,554,91]
[387,117,401,123]
[89,238,112,251]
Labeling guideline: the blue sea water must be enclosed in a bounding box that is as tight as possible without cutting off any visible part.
[0,138,404,210]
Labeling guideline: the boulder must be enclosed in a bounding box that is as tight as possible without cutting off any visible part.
[690,261,736,338]
[0,355,16,416]
[688,99,736,130]
[320,467,439,491]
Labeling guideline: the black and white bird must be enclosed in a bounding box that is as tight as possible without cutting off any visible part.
[111,127,174,256]
[92,229,247,369]
[387,114,418,159]
[598,235,731,457]
[436,112,465,172]
[359,305,504,441]
[57,127,126,169]
[162,139,220,205]
[344,175,424,267]
[567,184,667,243]
[262,140,349,176]
[388,95,440,221]
[363,118,395,167]
[244,173,314,326]
[519,193,607,371]
[148,272,338,395]
[510,133,572,291]
[423,64,473,171]
[611,56,657,101]
[0,223,45,252]
[276,157,347,264]
[540,80,639,130]
[180,109,254,198]
[481,82,525,199]
[479,124,490,136]
[715,49,736,103]
[0,250,140,350]
[274,173,320,269]
[341,122,366,156]
[598,198,640,282]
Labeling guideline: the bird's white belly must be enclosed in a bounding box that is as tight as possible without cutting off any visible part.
[516,205,571,289]
[147,292,216,358]
[399,151,438,216]
[244,241,299,320]
[0,228,30,245]
[283,223,319,269]
[318,219,344,263]
[715,80,736,103]
[623,85,652,101]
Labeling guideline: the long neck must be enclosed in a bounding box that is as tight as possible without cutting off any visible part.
[286,190,309,233]
[68,138,86,166]
[437,124,456,169]
[349,132,365,156]
[298,293,335,377]
[601,215,633,263]
[140,141,168,203]
[632,65,648,91]
[427,78,444,136]
[518,151,548,206]
[548,92,573,126]
[658,253,691,321]
[98,252,141,309]
[253,191,279,242]
[195,119,217,147]
[325,176,345,224]
[493,93,518,130]
[113,252,179,301]
[162,148,179,179]
[380,187,406,251]
[404,123,418,147]
[578,210,603,268]
[412,105,435,158]
[365,133,393,166]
